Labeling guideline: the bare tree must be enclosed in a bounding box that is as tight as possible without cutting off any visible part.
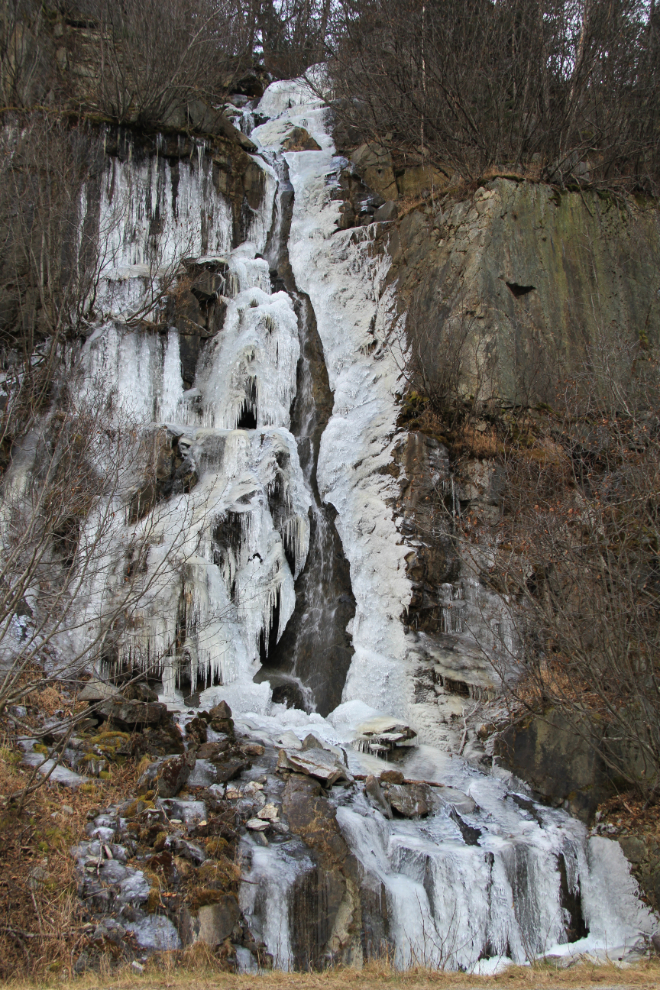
[0,0,52,109]
[327,0,660,193]
[65,0,252,125]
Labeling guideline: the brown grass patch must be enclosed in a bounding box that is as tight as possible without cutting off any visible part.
[0,738,141,981]
[4,957,660,990]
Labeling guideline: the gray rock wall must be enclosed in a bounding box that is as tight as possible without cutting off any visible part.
[387,179,660,407]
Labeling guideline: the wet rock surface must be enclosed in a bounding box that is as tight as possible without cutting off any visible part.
[384,782,432,818]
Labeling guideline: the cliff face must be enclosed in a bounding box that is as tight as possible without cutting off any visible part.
[3,77,659,971]
[387,178,660,408]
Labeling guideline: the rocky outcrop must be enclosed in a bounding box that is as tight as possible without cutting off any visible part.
[386,179,660,408]
[282,126,321,152]
[617,836,660,913]
[281,774,361,967]
[493,711,615,821]
[348,142,446,204]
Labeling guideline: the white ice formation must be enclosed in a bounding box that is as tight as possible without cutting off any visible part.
[61,71,658,970]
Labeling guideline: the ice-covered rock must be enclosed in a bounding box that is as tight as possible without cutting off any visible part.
[125,914,181,950]
[118,870,151,904]
[353,717,417,755]
[276,747,352,785]
[384,782,432,818]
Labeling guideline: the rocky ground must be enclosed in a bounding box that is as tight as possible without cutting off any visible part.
[1,674,457,978]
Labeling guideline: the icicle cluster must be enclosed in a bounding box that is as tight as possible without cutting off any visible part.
[75,163,309,695]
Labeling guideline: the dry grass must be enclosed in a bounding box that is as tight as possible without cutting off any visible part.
[0,739,141,980]
[4,957,660,990]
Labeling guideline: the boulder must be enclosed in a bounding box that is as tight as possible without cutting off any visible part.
[379,769,404,785]
[276,730,302,750]
[207,702,234,736]
[301,732,346,763]
[157,798,207,826]
[277,747,351,786]
[241,742,265,757]
[98,698,167,730]
[136,751,196,798]
[197,739,230,760]
[440,787,477,815]
[257,803,279,821]
[209,700,232,719]
[78,679,120,702]
[209,717,234,734]
[185,716,208,744]
[384,783,431,818]
[246,817,269,831]
[374,201,399,223]
[213,757,250,783]
[190,895,240,946]
[120,682,158,703]
[124,914,181,950]
[282,126,321,152]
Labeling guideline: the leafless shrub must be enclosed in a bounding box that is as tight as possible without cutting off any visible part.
[328,0,660,193]
[0,383,197,715]
[0,114,215,795]
[0,114,118,458]
[65,0,253,125]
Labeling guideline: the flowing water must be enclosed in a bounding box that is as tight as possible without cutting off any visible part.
[66,73,656,971]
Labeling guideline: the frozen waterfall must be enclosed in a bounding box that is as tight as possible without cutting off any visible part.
[72,71,656,972]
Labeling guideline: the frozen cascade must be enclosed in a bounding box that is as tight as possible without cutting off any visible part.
[75,137,309,699]
[250,146,356,715]
[183,250,300,432]
[65,73,657,971]
[92,139,276,322]
[229,73,657,971]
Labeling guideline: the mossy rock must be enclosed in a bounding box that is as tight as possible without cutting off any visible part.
[205,836,228,858]
[123,798,144,817]
[153,831,168,852]
[146,888,162,913]
[196,857,239,886]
